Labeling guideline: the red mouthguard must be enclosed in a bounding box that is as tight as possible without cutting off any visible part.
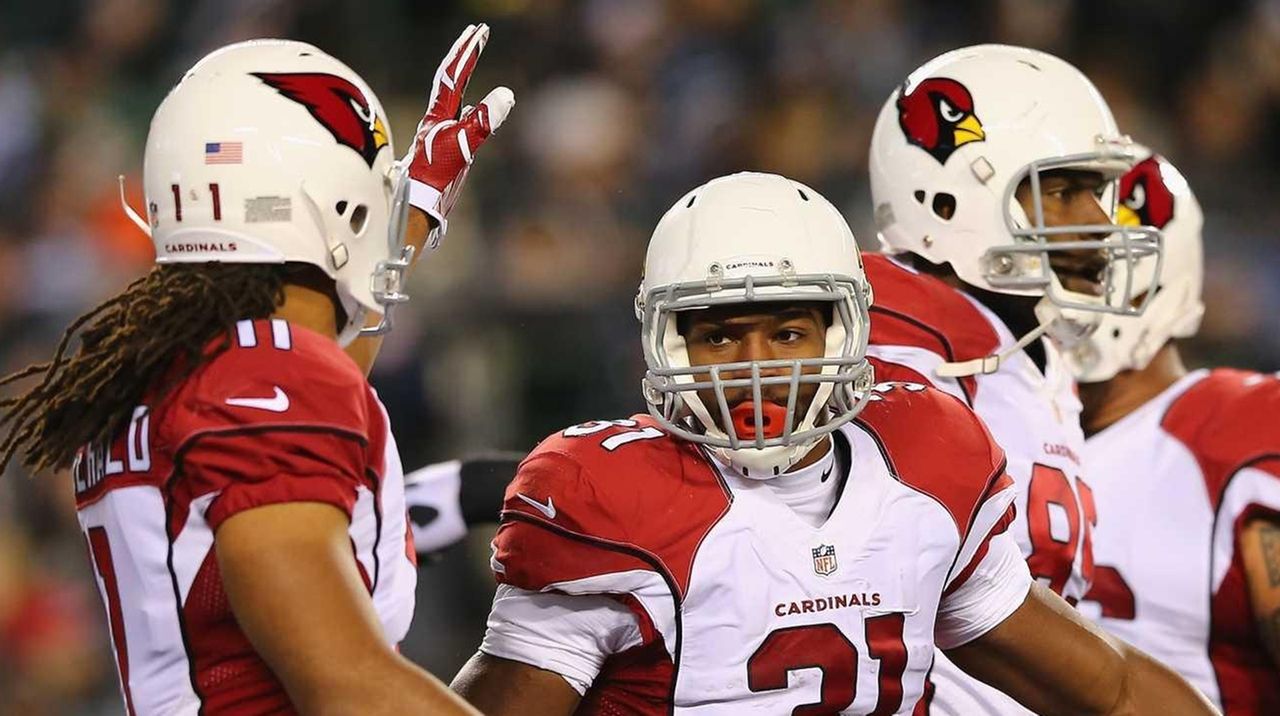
[730,402,788,440]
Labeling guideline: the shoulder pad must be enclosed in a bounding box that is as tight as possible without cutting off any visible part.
[1163,369,1280,506]
[162,319,371,447]
[507,416,713,537]
[864,253,1001,365]
[855,381,1006,538]
[496,415,731,596]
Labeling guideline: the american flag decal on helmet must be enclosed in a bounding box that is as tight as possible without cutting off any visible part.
[204,141,243,165]
[812,544,838,577]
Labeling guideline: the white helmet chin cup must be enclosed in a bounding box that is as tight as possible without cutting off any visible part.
[1066,147,1204,383]
[1034,292,1101,350]
[869,44,1163,320]
[638,172,876,479]
[135,39,414,341]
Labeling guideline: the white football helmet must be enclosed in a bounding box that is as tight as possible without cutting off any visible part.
[636,172,876,478]
[122,39,412,346]
[1067,147,1203,382]
[869,45,1164,374]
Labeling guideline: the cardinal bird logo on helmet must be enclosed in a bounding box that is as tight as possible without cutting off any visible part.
[897,77,985,165]
[1117,156,1175,229]
[253,72,389,167]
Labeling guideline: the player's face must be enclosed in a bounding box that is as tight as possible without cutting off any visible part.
[1015,169,1112,296]
[681,302,828,433]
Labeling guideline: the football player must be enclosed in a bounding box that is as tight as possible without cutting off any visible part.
[0,26,512,716]
[400,46,1161,594]
[447,172,1215,715]
[1069,148,1280,715]
[862,44,1165,714]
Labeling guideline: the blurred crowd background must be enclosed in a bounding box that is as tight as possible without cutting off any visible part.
[0,0,1277,712]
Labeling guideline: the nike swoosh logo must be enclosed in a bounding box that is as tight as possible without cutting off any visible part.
[516,493,556,519]
[820,465,833,483]
[225,386,290,413]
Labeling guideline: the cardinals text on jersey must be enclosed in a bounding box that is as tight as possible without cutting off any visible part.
[861,253,1093,714]
[1078,369,1280,715]
[73,319,416,715]
[482,383,1032,714]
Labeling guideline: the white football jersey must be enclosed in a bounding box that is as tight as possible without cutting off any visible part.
[862,254,1093,715]
[1077,368,1280,715]
[74,319,416,715]
[483,383,1031,714]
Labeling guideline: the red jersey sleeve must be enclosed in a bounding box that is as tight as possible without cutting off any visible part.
[493,449,666,593]
[1162,369,1280,544]
[161,319,376,530]
[492,417,731,602]
[855,382,1008,547]
[944,473,1018,594]
[184,429,369,530]
[1163,369,1280,509]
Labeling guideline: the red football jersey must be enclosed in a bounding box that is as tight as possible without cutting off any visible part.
[73,318,416,715]
[488,384,1028,714]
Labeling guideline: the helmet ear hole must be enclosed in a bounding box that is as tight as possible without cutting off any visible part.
[913,190,926,204]
[931,193,957,220]
[335,200,348,215]
[348,204,369,235]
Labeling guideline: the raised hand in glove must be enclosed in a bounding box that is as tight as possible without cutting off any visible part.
[406,23,515,246]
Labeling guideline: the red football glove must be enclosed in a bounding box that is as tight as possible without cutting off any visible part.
[406,23,515,245]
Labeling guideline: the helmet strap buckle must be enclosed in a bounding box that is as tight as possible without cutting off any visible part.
[330,243,350,270]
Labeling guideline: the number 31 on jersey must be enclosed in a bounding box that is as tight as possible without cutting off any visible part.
[564,419,664,452]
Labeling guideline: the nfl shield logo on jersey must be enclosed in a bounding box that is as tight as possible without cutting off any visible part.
[811,544,838,577]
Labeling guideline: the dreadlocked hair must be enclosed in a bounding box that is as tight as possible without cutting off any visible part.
[0,263,289,475]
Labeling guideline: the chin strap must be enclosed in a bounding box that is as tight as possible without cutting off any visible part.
[118,175,151,236]
[935,320,1052,378]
